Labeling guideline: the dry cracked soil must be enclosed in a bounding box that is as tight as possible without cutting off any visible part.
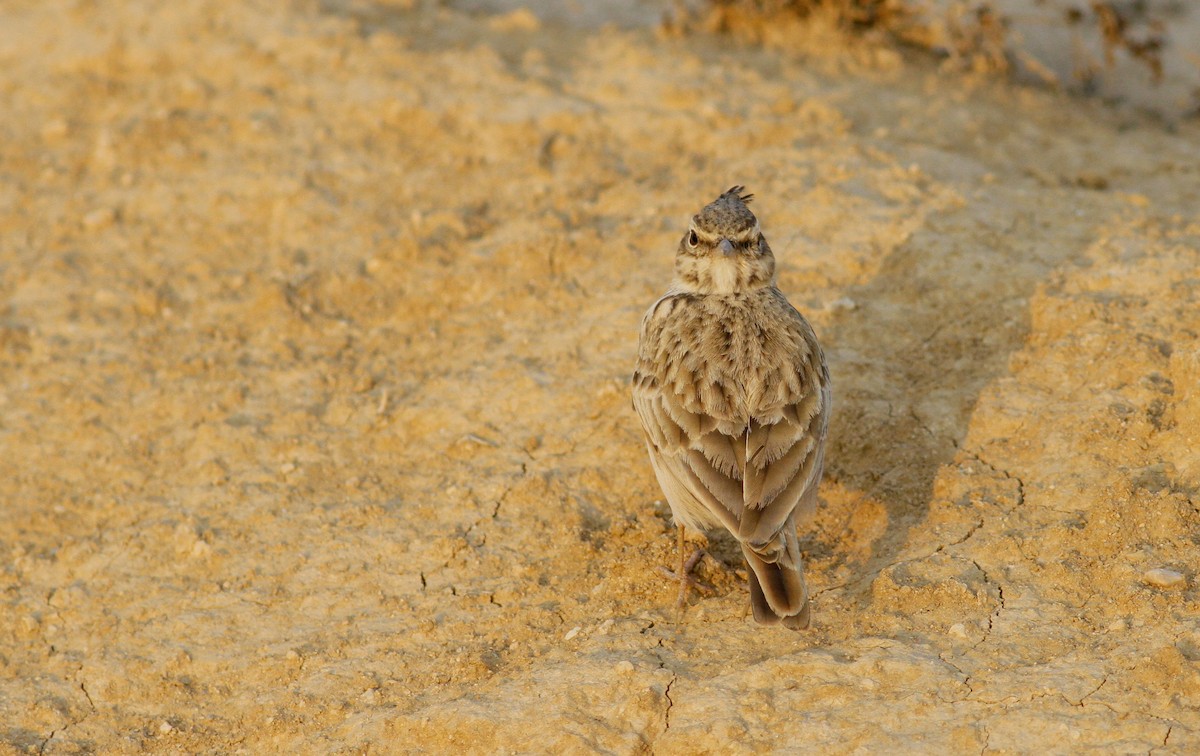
[2,1,1199,753]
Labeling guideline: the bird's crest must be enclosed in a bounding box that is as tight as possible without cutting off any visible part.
[695,185,759,239]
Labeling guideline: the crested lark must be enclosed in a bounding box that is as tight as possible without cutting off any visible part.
[632,187,831,630]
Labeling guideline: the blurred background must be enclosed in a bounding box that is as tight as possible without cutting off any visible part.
[447,0,1200,119]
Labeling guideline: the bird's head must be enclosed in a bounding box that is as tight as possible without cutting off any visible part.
[675,186,775,295]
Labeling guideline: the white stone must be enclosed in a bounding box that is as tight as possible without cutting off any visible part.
[1143,568,1186,590]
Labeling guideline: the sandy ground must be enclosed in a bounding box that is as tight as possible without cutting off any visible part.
[2,0,1199,752]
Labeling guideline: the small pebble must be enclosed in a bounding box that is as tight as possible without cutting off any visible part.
[827,296,857,312]
[614,660,635,675]
[1143,568,1186,590]
[596,618,615,635]
[948,622,969,639]
[563,626,581,641]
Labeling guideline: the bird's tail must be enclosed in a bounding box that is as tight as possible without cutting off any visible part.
[741,525,810,630]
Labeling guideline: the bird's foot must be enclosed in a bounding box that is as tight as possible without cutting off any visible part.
[658,548,716,613]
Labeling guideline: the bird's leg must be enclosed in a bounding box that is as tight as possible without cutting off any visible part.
[674,524,691,609]
[657,524,715,614]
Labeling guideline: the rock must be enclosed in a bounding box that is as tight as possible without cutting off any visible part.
[1143,568,1187,590]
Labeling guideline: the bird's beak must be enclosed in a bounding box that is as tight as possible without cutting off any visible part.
[718,238,735,257]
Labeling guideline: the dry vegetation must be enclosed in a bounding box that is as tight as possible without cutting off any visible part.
[674,0,1172,84]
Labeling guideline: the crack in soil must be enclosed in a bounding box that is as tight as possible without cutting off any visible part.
[938,517,985,551]
[441,476,521,570]
[645,633,677,736]
[812,581,851,597]
[663,674,677,731]
[488,476,519,522]
[78,674,95,711]
[935,653,975,702]
[970,559,1005,650]
[1075,676,1108,706]
[824,447,1032,599]
[964,451,1026,513]
[42,590,67,656]
[1155,725,1173,753]
[36,603,97,754]
[38,697,93,755]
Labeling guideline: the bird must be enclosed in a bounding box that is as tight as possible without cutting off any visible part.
[632,186,831,630]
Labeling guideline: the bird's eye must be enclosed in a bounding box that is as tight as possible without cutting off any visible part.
[687,230,699,247]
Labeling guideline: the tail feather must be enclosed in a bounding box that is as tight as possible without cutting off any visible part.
[746,566,780,626]
[741,529,810,630]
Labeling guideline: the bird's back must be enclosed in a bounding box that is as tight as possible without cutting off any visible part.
[635,287,825,432]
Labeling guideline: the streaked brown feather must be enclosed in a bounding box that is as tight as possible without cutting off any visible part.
[633,188,830,629]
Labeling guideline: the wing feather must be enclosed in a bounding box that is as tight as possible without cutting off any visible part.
[634,289,830,592]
